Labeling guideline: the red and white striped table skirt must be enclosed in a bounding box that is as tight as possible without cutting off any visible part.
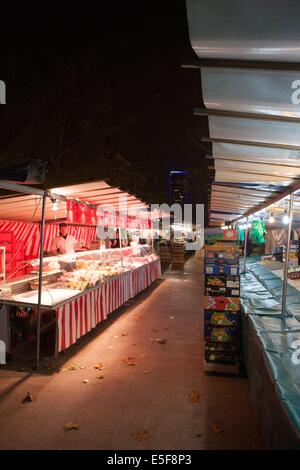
[55,259,161,352]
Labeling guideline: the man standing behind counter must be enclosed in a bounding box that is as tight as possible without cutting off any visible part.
[50,222,83,255]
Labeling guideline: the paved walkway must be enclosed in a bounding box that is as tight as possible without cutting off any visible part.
[0,256,264,449]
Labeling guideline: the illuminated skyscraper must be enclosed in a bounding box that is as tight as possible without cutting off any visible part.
[169,170,189,207]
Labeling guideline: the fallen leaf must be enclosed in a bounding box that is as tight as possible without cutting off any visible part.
[63,422,79,431]
[188,391,200,404]
[83,379,89,384]
[67,364,76,371]
[156,338,167,345]
[123,357,136,366]
[61,368,68,372]
[79,365,85,370]
[22,392,36,403]
[94,362,104,370]
[121,333,128,337]
[212,423,223,433]
[134,431,149,442]
[133,315,140,322]
[96,375,104,380]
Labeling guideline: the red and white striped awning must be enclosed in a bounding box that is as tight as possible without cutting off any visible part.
[0,180,149,223]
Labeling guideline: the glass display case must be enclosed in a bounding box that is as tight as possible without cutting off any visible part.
[1,245,159,307]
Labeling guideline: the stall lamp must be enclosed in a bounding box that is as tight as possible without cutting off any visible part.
[268,214,275,224]
[283,211,289,225]
[52,200,58,211]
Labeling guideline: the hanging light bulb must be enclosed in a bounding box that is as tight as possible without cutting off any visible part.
[269,213,275,224]
[282,211,289,225]
[52,200,58,211]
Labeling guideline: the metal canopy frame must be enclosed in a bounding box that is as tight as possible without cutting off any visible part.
[186,0,300,317]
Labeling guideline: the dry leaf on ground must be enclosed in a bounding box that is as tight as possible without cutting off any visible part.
[121,333,128,337]
[188,391,200,404]
[96,375,104,380]
[67,364,77,371]
[22,392,36,403]
[94,362,104,370]
[212,423,223,433]
[156,338,167,345]
[83,379,89,383]
[63,422,79,431]
[79,365,85,370]
[123,356,136,366]
[134,431,149,442]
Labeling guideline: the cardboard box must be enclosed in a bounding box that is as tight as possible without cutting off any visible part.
[205,252,239,265]
[204,310,240,326]
[205,275,240,297]
[205,264,239,276]
[203,296,240,311]
[204,326,240,343]
[204,229,239,241]
[204,242,239,253]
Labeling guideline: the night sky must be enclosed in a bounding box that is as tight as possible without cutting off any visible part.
[0,1,209,206]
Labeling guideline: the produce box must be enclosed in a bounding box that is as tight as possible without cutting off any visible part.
[204,242,239,253]
[204,310,240,326]
[204,229,239,241]
[205,347,240,364]
[205,275,240,297]
[204,325,240,343]
[203,295,240,311]
[205,264,239,276]
[205,251,239,265]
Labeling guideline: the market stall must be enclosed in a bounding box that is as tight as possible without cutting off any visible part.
[186,0,300,448]
[0,181,161,364]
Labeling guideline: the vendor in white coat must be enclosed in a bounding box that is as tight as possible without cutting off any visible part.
[50,223,82,255]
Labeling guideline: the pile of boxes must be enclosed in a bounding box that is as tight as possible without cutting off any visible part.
[283,240,300,269]
[203,228,241,373]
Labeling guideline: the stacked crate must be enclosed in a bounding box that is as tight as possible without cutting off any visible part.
[159,243,171,265]
[283,240,299,269]
[171,241,185,269]
[203,228,241,374]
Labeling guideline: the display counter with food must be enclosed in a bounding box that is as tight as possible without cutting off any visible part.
[0,244,161,356]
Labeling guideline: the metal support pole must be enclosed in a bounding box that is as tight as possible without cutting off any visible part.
[242,221,249,274]
[36,191,47,370]
[281,193,294,318]
[118,226,124,267]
